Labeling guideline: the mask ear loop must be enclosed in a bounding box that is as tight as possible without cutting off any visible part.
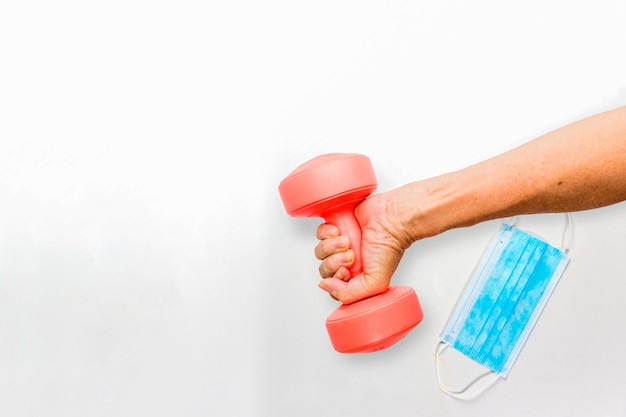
[503,216,518,226]
[561,213,573,254]
[435,342,501,401]
[504,213,573,253]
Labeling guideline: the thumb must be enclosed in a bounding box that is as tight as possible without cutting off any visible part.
[318,273,388,305]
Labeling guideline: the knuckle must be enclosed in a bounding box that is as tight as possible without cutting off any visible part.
[318,262,330,278]
[314,244,324,260]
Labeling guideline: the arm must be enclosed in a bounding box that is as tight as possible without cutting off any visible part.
[398,105,626,240]
[317,106,626,303]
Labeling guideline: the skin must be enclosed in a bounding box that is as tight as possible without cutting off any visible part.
[316,105,626,304]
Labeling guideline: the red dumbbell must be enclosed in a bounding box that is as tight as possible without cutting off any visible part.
[279,153,423,353]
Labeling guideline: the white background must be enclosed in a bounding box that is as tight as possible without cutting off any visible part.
[1,1,625,416]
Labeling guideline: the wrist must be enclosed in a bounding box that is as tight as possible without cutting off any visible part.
[393,175,458,243]
[391,168,508,244]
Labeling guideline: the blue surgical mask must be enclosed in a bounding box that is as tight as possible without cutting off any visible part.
[436,215,572,399]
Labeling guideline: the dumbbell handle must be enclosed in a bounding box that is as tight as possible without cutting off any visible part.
[322,203,363,277]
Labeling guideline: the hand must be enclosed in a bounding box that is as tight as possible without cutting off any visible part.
[314,191,410,304]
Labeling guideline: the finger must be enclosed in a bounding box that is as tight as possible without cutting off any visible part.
[316,223,340,240]
[318,273,388,305]
[318,250,355,278]
[333,266,351,282]
[314,235,349,260]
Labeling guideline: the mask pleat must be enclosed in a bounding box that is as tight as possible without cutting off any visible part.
[454,229,532,362]
[478,240,540,359]
[480,238,548,372]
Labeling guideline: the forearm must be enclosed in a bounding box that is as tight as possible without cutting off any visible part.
[396,105,626,242]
